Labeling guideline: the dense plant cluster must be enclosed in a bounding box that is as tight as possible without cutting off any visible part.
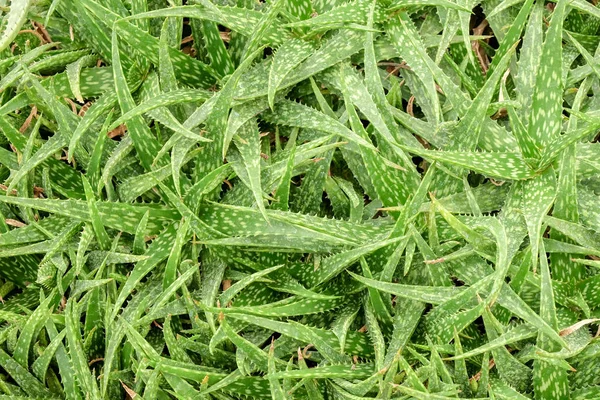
[1,0,600,398]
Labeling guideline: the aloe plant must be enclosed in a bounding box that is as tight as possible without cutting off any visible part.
[0,0,599,398]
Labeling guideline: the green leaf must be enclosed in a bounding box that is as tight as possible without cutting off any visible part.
[262,99,376,152]
[0,347,51,397]
[268,39,314,109]
[399,146,536,181]
[348,271,462,304]
[527,0,567,150]
[0,0,33,52]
